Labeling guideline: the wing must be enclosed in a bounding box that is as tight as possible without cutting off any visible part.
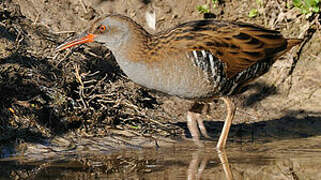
[158,20,300,78]
[191,22,290,78]
[186,49,225,81]
[186,49,273,95]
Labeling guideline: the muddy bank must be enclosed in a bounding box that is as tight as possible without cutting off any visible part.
[1,0,321,179]
[0,0,321,165]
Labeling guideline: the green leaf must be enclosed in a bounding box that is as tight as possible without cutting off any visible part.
[212,0,218,8]
[308,0,320,12]
[286,2,292,8]
[256,0,263,6]
[292,0,320,14]
[312,6,320,12]
[293,0,301,7]
[248,9,259,18]
[196,5,210,14]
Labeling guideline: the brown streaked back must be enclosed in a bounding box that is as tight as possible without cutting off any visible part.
[148,20,302,78]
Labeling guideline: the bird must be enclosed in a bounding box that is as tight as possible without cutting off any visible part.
[56,14,302,150]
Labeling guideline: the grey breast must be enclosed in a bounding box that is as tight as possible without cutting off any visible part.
[114,50,218,99]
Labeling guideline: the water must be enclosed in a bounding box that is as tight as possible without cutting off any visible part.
[1,135,321,180]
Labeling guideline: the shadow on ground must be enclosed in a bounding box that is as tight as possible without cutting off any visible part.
[177,110,321,144]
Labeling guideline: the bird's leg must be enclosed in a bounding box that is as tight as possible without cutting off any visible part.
[217,150,234,180]
[216,96,236,150]
[187,150,209,180]
[196,104,211,139]
[187,151,201,180]
[187,102,205,147]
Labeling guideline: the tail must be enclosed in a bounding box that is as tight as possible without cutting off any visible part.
[286,38,304,76]
[274,38,303,60]
[286,38,303,50]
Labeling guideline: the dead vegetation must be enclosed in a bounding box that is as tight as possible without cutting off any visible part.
[0,0,181,151]
[0,0,321,179]
[0,0,320,157]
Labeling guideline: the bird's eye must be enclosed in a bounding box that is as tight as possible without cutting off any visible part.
[98,25,107,32]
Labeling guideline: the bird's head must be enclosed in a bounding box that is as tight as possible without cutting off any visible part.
[56,15,140,51]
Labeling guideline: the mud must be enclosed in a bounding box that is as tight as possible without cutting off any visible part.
[0,0,321,179]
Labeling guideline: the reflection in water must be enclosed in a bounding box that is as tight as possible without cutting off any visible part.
[1,136,321,179]
[188,150,233,180]
[218,150,233,180]
[187,150,209,180]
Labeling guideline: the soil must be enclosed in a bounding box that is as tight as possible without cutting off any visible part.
[0,0,321,178]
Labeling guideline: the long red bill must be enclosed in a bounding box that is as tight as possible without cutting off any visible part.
[56,33,96,51]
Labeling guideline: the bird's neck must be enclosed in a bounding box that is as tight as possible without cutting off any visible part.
[111,23,152,63]
[108,23,158,84]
